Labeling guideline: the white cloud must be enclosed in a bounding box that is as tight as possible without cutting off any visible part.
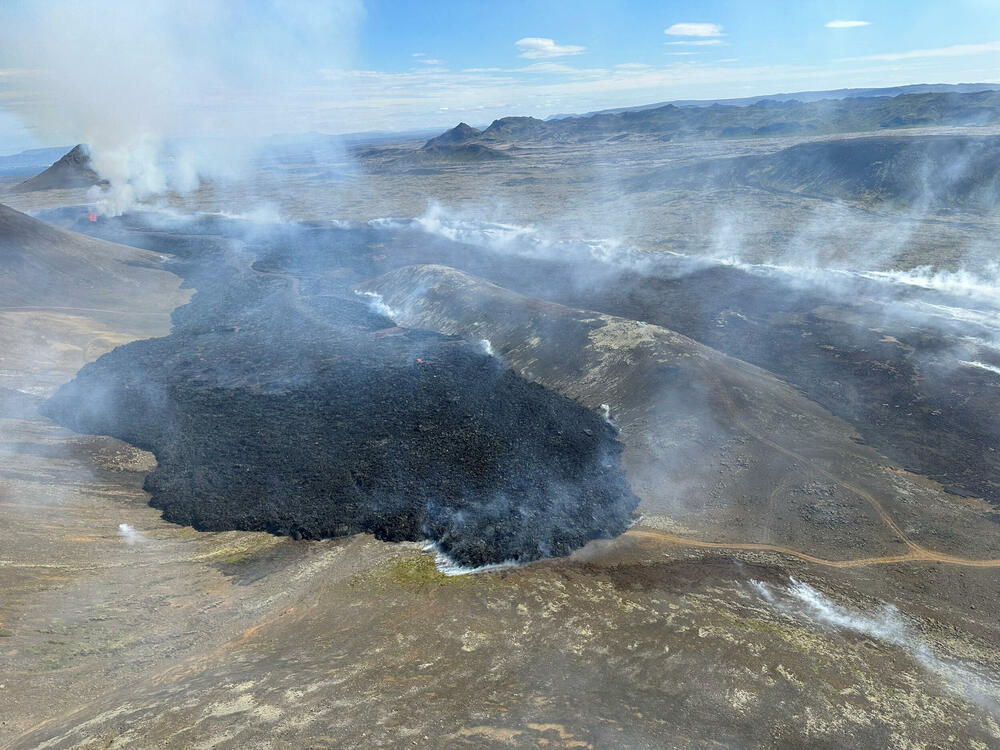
[826,20,871,29]
[850,40,1000,61]
[665,23,724,37]
[521,62,583,75]
[7,20,1000,151]
[316,55,980,132]
[412,53,444,65]
[515,37,586,59]
[666,40,725,47]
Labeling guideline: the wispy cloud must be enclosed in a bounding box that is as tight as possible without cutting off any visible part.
[521,61,584,75]
[316,56,967,132]
[826,20,871,29]
[850,40,1000,61]
[515,37,586,59]
[666,40,725,47]
[0,68,39,77]
[665,23,724,38]
[412,53,444,65]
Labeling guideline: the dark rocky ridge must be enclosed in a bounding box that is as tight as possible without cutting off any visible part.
[428,89,1000,145]
[422,122,482,149]
[12,144,106,193]
[40,214,637,566]
[631,135,1000,209]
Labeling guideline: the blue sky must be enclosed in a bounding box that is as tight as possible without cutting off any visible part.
[1,0,1000,154]
[359,0,998,72]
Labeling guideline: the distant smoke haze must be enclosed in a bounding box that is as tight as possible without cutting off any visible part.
[0,0,363,213]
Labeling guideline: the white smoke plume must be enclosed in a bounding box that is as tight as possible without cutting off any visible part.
[354,290,398,321]
[117,523,145,545]
[752,577,1000,716]
[0,0,363,214]
[421,541,518,577]
[859,263,1000,307]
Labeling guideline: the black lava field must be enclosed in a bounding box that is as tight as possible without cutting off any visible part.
[41,212,638,566]
[41,207,1000,517]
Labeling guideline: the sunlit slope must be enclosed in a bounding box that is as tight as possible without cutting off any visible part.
[361,264,1000,564]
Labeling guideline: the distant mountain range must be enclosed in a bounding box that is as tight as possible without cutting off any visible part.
[0,146,71,177]
[424,87,1000,148]
[546,82,1000,119]
[628,134,1000,210]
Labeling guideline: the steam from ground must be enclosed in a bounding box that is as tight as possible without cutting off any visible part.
[380,203,661,275]
[752,578,1000,717]
[354,290,399,321]
[392,202,1000,370]
[117,523,145,545]
[0,0,363,214]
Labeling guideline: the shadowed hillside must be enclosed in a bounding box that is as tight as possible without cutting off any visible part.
[11,144,105,193]
[631,135,1000,209]
[428,89,1000,145]
[0,202,184,311]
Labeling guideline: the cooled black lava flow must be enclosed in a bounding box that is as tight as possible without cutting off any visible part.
[39,208,1000,505]
[40,217,638,566]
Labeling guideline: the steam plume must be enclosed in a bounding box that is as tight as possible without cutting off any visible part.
[0,0,363,214]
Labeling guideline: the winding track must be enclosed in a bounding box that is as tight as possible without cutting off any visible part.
[629,529,1000,569]
[127,258,1000,574]
[631,389,1000,569]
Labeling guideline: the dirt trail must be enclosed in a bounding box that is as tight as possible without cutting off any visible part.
[635,390,1000,568]
[254,262,1000,572]
[630,528,1000,568]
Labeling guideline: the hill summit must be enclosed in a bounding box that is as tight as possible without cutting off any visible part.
[12,144,106,193]
[422,122,481,149]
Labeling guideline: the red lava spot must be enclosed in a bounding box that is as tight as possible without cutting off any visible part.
[88,212,97,222]
[416,358,424,363]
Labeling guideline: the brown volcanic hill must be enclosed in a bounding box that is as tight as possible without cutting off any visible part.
[11,144,106,193]
[360,263,1000,563]
[421,122,482,149]
[0,202,186,314]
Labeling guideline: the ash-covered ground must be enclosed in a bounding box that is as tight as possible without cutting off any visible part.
[39,211,637,567]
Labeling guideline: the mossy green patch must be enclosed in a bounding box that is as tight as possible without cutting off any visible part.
[365,553,473,589]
